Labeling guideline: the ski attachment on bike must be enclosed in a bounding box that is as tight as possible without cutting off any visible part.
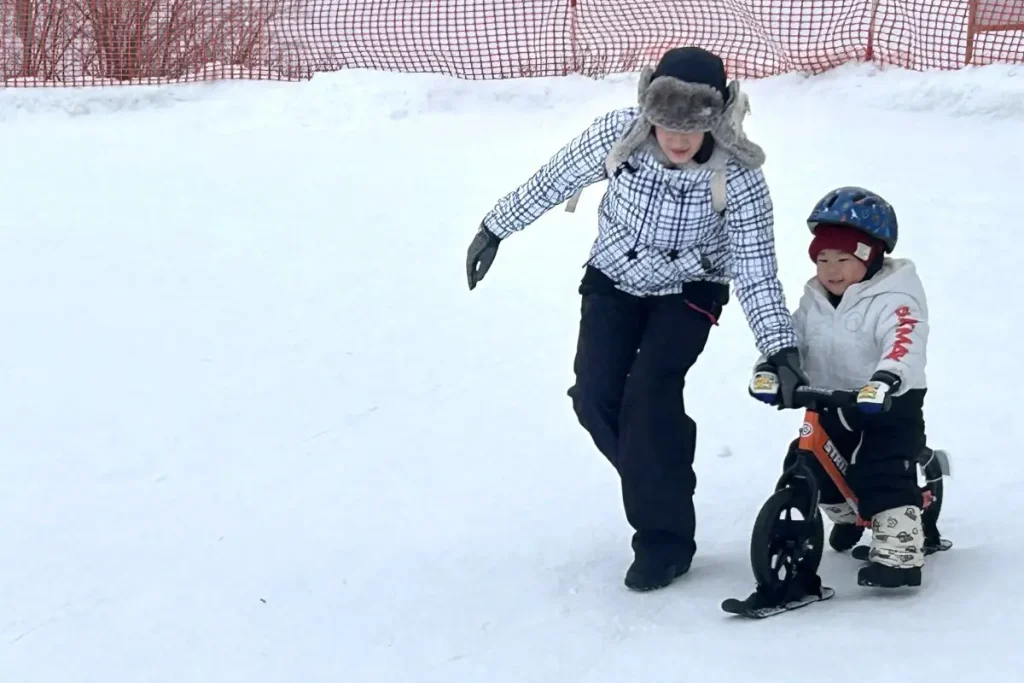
[722,572,834,619]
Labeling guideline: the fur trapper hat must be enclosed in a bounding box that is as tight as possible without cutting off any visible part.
[604,47,766,175]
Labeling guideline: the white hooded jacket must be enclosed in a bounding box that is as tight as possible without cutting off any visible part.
[787,257,928,395]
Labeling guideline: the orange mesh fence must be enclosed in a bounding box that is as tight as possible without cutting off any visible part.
[1,0,1021,87]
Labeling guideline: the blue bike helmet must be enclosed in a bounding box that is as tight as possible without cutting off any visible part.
[807,186,898,253]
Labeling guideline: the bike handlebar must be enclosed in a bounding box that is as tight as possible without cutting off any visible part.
[791,386,862,409]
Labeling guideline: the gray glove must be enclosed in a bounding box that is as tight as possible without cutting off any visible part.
[466,224,500,290]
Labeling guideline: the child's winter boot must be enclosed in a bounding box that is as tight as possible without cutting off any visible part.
[858,505,924,588]
[821,502,864,552]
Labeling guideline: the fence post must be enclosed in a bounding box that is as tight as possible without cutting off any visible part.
[865,0,880,61]
[965,0,978,65]
[14,0,34,78]
[567,0,579,75]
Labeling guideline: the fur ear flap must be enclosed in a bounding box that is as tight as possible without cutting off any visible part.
[725,81,751,129]
[636,66,654,105]
[604,116,651,177]
[709,80,766,169]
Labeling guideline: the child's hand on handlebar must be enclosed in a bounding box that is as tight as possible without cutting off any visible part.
[856,371,901,413]
[749,365,781,405]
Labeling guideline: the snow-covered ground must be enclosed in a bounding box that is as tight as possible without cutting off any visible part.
[2,61,1023,682]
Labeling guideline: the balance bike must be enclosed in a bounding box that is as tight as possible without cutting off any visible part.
[722,385,952,618]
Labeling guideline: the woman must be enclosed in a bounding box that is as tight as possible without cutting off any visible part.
[466,47,806,591]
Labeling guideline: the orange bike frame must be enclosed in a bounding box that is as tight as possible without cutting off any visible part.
[796,406,934,528]
[796,410,870,527]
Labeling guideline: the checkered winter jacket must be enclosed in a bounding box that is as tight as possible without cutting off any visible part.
[482,105,798,357]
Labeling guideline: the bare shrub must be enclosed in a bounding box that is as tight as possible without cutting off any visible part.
[2,0,291,83]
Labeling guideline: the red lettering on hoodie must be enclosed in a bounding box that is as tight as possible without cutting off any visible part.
[885,305,919,362]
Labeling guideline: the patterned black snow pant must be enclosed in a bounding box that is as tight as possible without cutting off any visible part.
[788,390,928,520]
[567,266,728,564]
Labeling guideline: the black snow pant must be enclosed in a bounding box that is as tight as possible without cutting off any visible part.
[567,266,728,564]
[789,389,928,520]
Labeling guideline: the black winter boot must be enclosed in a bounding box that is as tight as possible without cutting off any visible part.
[624,555,690,591]
[819,502,863,552]
[857,562,922,587]
[829,523,865,552]
[624,532,692,591]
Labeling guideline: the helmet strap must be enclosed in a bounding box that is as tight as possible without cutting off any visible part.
[864,252,885,281]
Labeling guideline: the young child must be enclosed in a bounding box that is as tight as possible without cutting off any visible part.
[749,186,929,588]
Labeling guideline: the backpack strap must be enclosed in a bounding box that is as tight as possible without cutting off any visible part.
[711,166,727,214]
[564,189,583,213]
[565,114,648,214]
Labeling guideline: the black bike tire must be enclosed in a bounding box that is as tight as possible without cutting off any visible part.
[750,488,824,590]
